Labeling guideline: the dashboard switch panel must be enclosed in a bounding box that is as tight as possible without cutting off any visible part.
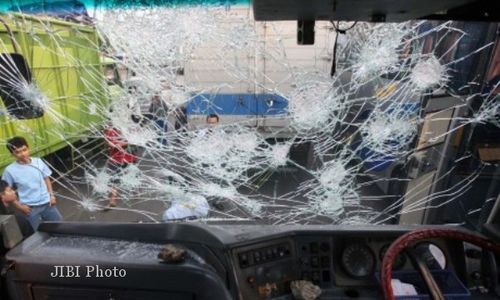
[238,242,292,268]
[296,238,333,286]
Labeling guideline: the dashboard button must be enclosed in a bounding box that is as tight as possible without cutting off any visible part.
[239,253,249,267]
[299,257,309,266]
[254,251,261,263]
[311,256,319,268]
[312,271,320,283]
[310,242,319,254]
[266,249,273,259]
[301,272,310,280]
[321,256,330,267]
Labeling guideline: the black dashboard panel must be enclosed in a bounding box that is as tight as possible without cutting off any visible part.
[31,286,193,300]
[231,232,459,299]
[225,225,469,299]
[5,228,232,300]
[232,238,295,298]
[3,223,481,300]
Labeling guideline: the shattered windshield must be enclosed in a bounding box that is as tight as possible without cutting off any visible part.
[0,1,498,228]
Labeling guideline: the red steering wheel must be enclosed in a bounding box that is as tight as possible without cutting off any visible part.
[381,228,500,300]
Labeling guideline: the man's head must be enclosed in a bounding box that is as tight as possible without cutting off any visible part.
[206,114,219,125]
[6,136,30,164]
[0,180,17,204]
[152,94,161,102]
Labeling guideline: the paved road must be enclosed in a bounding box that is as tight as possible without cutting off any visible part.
[53,139,390,226]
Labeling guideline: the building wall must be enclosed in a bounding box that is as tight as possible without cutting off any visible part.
[183,6,336,96]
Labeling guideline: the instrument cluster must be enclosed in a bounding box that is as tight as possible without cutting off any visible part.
[232,234,449,299]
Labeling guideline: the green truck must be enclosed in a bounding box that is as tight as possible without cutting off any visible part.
[0,13,108,170]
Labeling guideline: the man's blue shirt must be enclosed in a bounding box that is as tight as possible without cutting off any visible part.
[2,158,52,206]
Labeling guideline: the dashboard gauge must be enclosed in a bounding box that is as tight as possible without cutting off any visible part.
[341,244,375,278]
[379,244,406,270]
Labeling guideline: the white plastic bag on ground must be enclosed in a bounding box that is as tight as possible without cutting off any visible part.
[163,194,210,221]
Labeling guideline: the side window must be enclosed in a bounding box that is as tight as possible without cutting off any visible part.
[435,31,460,64]
[0,53,44,119]
[420,22,439,55]
[484,39,500,94]
[104,64,122,87]
[442,22,491,93]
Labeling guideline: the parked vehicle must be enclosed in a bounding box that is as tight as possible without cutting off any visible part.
[0,13,108,170]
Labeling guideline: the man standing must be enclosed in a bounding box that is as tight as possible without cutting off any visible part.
[104,124,138,208]
[197,114,220,138]
[2,136,63,231]
[0,180,35,237]
[149,94,169,146]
